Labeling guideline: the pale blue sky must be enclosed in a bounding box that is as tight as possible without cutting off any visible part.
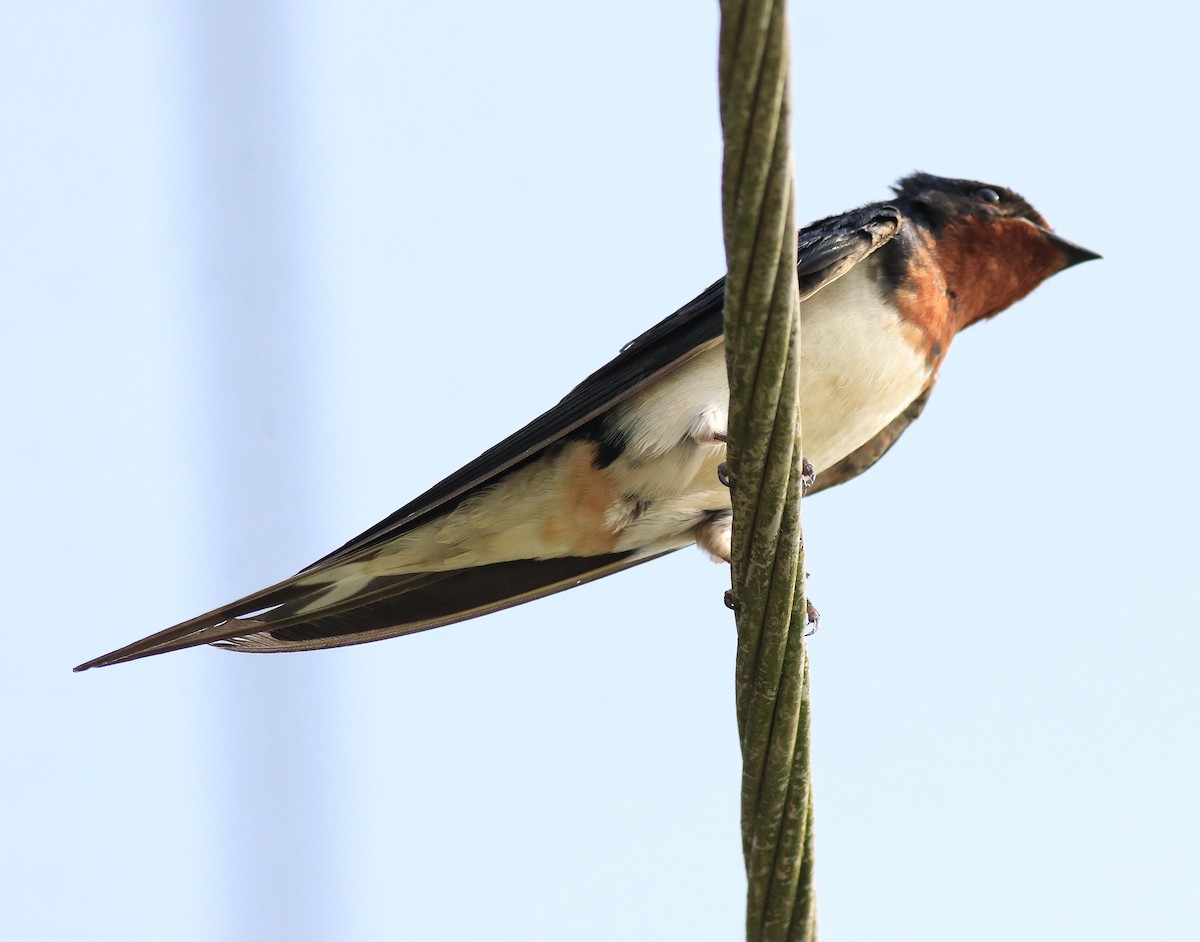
[4,1,1198,940]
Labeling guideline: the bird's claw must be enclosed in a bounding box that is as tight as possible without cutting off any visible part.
[717,462,731,488]
[804,598,820,636]
[801,457,816,494]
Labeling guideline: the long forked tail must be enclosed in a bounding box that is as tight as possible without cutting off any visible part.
[73,550,655,671]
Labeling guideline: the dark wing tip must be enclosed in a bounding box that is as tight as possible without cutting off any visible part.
[73,643,180,673]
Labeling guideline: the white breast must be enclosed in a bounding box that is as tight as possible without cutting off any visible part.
[600,265,931,555]
[350,265,935,575]
[614,263,931,476]
[797,264,932,473]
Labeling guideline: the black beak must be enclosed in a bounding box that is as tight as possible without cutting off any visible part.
[1042,228,1102,268]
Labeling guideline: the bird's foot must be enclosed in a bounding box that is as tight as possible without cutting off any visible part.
[801,457,816,494]
[724,591,816,632]
[717,461,731,488]
[705,432,734,489]
[804,598,820,636]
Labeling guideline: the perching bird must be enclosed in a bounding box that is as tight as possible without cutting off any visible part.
[75,172,1098,671]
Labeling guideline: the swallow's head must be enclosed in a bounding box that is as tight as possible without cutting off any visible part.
[892,172,1099,329]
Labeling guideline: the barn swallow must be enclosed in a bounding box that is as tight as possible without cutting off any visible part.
[75,172,1098,671]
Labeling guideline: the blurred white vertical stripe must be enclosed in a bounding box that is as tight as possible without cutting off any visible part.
[175,2,348,938]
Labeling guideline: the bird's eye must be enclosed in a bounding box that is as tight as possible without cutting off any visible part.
[974,187,1001,203]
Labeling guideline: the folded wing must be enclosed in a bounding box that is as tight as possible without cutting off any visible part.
[74,204,907,670]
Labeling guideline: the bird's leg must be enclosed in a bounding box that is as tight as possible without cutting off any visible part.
[708,436,815,493]
[709,433,732,489]
[687,418,732,488]
[693,428,815,614]
[692,509,735,610]
[726,592,816,624]
[694,509,732,565]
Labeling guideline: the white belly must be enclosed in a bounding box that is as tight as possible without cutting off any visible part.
[599,267,931,555]
[351,269,933,575]
[614,267,931,476]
